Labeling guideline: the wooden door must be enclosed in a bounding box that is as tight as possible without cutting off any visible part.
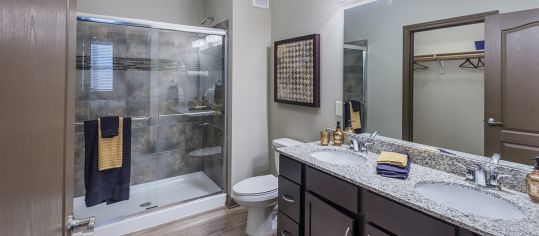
[0,0,76,235]
[485,8,539,164]
[304,193,355,236]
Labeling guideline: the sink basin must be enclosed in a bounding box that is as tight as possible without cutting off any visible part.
[415,182,525,221]
[310,151,367,166]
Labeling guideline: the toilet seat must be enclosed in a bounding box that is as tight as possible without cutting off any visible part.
[233,175,278,202]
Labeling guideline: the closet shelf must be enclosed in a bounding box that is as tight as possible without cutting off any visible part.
[414,50,484,62]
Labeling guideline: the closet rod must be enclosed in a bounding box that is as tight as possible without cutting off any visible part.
[414,50,484,62]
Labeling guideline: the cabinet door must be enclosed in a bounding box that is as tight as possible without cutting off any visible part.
[305,193,355,236]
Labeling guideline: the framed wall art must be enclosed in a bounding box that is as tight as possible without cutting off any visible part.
[274,34,320,107]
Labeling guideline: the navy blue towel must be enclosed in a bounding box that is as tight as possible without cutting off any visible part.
[84,118,131,207]
[344,100,363,134]
[100,116,119,138]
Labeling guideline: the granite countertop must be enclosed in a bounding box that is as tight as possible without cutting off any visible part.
[278,142,539,236]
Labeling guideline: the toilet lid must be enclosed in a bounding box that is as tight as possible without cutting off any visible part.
[233,175,278,196]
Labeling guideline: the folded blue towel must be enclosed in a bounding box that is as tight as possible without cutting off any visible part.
[100,116,119,138]
[376,159,411,180]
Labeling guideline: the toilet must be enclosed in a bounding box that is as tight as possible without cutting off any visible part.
[232,138,304,236]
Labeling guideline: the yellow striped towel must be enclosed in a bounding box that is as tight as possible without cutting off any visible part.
[377,151,408,168]
[98,117,123,171]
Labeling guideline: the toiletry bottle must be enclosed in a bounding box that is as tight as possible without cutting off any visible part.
[526,157,539,203]
[320,130,330,146]
[333,122,344,146]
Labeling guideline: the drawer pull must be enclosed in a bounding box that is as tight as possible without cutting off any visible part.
[281,230,290,236]
[281,194,295,203]
[345,227,351,236]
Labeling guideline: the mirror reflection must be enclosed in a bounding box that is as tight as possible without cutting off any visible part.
[344,0,539,166]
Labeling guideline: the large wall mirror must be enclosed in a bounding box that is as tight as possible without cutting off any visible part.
[344,0,539,167]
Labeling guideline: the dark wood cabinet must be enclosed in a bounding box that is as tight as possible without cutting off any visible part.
[279,176,302,222]
[306,167,358,214]
[278,155,481,236]
[364,223,392,236]
[362,189,455,236]
[278,212,300,236]
[305,192,355,236]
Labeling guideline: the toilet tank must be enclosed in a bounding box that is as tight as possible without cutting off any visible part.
[272,138,304,174]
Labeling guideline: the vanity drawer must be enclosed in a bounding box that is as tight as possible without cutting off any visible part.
[278,212,300,236]
[280,155,303,184]
[362,189,456,236]
[278,176,301,222]
[365,223,392,236]
[305,167,358,213]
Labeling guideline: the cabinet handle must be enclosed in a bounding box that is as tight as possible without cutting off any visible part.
[345,227,351,236]
[281,194,295,203]
[281,230,290,236]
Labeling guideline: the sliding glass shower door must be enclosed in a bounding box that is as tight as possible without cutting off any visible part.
[74,18,226,226]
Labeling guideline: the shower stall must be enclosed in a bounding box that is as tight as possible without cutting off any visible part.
[73,14,228,232]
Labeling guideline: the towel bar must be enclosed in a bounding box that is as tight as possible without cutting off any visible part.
[74,116,151,126]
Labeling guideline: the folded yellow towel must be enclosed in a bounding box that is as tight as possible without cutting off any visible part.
[349,102,362,129]
[98,117,123,171]
[377,151,408,168]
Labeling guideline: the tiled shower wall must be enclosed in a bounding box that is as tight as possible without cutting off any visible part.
[74,21,225,197]
[343,47,364,102]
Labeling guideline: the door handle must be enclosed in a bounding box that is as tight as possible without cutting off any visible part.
[281,194,295,203]
[345,226,352,236]
[487,118,503,127]
[281,230,291,236]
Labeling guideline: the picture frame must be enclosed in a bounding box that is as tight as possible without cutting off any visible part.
[274,34,320,107]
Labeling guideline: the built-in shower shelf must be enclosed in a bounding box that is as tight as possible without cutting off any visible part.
[188,147,222,157]
[159,110,217,119]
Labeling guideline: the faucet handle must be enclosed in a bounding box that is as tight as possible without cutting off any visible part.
[455,163,475,181]
[489,173,511,189]
[360,142,374,153]
[490,153,502,165]
[370,131,381,139]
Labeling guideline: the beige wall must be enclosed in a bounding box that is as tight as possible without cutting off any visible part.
[229,0,272,187]
[203,0,233,24]
[413,24,485,156]
[345,0,539,139]
[269,0,346,148]
[77,0,204,25]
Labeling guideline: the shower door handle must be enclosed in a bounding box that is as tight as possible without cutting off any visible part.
[66,214,96,236]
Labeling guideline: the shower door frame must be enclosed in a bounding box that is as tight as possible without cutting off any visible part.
[76,12,231,208]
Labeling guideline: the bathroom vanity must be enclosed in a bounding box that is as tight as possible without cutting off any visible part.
[276,137,539,236]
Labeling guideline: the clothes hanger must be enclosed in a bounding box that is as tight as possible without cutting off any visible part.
[413,61,429,70]
[476,58,485,68]
[459,58,478,69]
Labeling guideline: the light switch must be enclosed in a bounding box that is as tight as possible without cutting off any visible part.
[336,101,343,116]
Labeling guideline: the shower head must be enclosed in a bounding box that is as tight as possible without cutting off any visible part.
[200,16,215,25]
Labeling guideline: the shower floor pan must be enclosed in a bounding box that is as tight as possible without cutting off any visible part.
[73,171,222,227]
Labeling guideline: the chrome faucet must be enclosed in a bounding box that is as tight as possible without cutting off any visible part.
[457,153,511,189]
[347,131,380,153]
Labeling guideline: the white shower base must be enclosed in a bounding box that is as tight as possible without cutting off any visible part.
[74,171,224,235]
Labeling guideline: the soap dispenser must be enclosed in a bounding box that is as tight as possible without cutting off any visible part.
[333,121,344,146]
[526,157,539,203]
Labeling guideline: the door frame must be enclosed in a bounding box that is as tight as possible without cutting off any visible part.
[401,11,499,141]
[64,0,77,234]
